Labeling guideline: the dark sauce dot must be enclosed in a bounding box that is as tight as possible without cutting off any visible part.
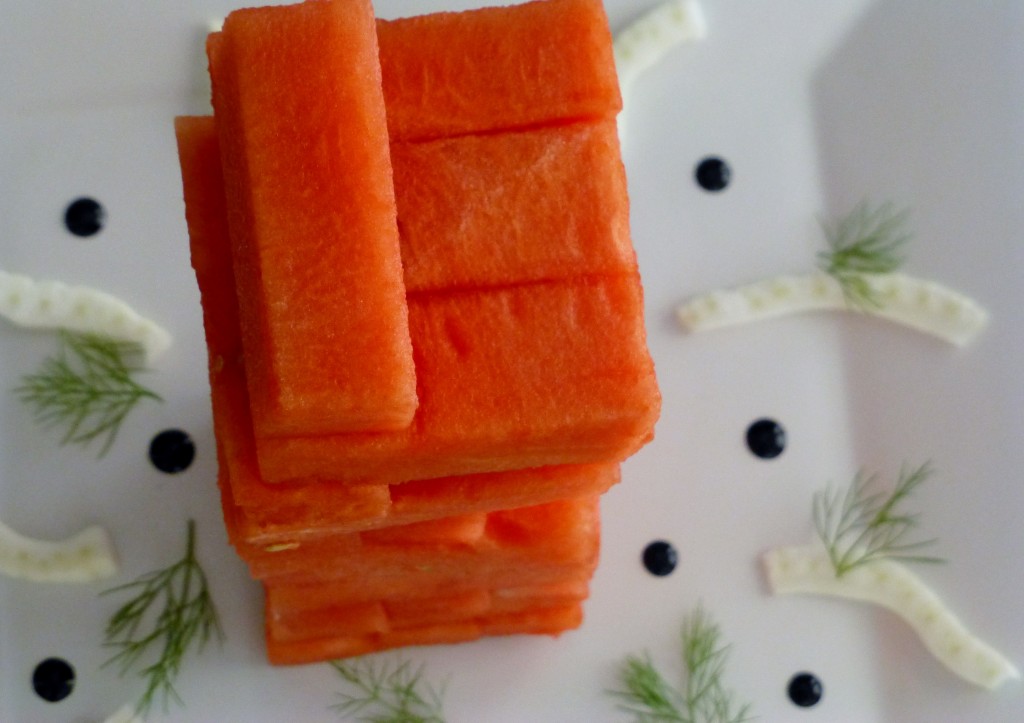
[694,157,731,192]
[746,418,786,459]
[63,197,105,237]
[149,429,195,474]
[32,658,75,703]
[788,672,823,707]
[642,540,678,576]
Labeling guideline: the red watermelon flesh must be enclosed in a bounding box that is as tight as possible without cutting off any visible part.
[178,112,658,489]
[392,119,635,293]
[207,0,417,439]
[244,496,600,584]
[254,276,660,485]
[265,603,584,665]
[268,585,588,644]
[179,114,622,547]
[377,0,621,142]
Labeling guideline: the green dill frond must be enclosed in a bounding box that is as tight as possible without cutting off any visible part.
[330,657,447,723]
[15,330,161,456]
[102,519,223,717]
[813,462,944,577]
[817,201,911,308]
[614,653,686,722]
[611,606,752,723]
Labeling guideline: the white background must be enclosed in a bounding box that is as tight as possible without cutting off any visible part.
[1,1,1022,720]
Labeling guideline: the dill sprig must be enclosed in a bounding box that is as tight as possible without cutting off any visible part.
[330,657,447,723]
[102,519,223,717]
[611,606,752,723]
[817,200,911,308]
[813,462,943,578]
[15,330,161,456]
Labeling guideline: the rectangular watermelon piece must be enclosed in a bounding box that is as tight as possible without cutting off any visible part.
[377,0,621,141]
[254,276,660,484]
[212,349,620,523]
[265,602,584,665]
[266,568,595,617]
[206,0,417,438]
[268,586,588,644]
[243,496,600,584]
[393,119,636,293]
[218,426,619,548]
[211,360,620,549]
[174,116,241,371]
[265,618,479,664]
[270,589,494,643]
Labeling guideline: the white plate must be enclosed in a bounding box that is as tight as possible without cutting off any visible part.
[1,1,1021,721]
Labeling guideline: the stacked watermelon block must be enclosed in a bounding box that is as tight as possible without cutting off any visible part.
[175,0,660,665]
[261,497,601,663]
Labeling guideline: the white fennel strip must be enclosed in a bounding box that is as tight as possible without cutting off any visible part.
[764,545,1020,690]
[103,704,143,723]
[0,269,171,362]
[614,0,706,140]
[676,271,988,346]
[0,520,118,583]
[614,0,707,90]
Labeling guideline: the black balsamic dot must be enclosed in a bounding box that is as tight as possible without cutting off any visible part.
[149,429,196,474]
[32,658,75,703]
[788,672,823,707]
[642,540,678,577]
[63,197,105,237]
[746,418,786,459]
[694,156,731,192]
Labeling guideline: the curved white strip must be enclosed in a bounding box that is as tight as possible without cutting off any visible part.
[0,520,118,583]
[614,0,706,140]
[614,0,707,90]
[0,269,172,363]
[676,271,989,346]
[764,545,1020,690]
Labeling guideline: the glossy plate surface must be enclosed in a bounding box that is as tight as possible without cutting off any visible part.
[1,1,1021,720]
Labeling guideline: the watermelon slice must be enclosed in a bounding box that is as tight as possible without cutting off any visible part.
[254,276,660,484]
[266,568,595,617]
[243,496,600,583]
[393,119,636,293]
[269,587,588,644]
[265,603,585,665]
[174,116,241,372]
[207,0,417,439]
[378,0,621,141]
